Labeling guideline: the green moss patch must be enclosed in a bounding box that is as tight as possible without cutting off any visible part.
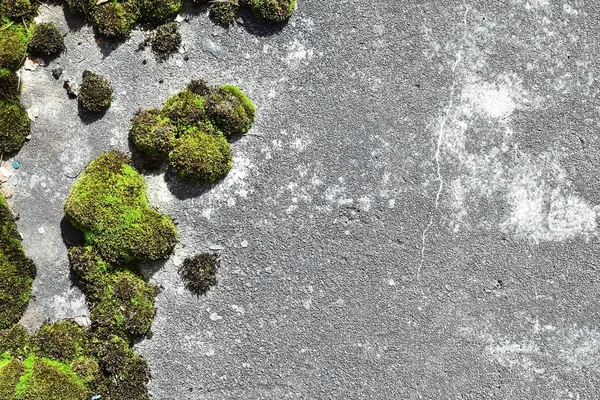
[0,357,25,399]
[3,0,39,22]
[18,357,88,400]
[27,23,65,56]
[162,89,207,127]
[178,253,219,295]
[64,151,178,264]
[31,321,88,363]
[0,325,29,358]
[0,196,36,330]
[93,1,139,39]
[205,84,256,137]
[151,22,181,57]
[78,70,112,113]
[0,68,18,99]
[140,0,182,23]
[130,109,177,158]
[0,23,29,71]
[0,98,30,154]
[209,1,239,28]
[250,0,295,22]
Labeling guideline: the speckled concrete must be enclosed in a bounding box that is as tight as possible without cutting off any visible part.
[5,0,600,398]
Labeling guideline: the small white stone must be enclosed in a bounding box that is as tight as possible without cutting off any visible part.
[175,14,184,22]
[209,312,222,321]
[387,279,396,286]
[38,226,45,234]
[240,240,248,248]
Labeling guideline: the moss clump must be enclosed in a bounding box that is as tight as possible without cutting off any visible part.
[0,23,29,71]
[205,84,256,137]
[162,89,207,127]
[187,79,211,96]
[31,321,88,363]
[93,1,139,39]
[0,68,18,99]
[64,0,96,17]
[250,0,295,22]
[140,0,182,22]
[0,196,36,329]
[0,324,29,358]
[130,109,177,158]
[209,1,239,27]
[64,151,178,264]
[78,70,112,113]
[3,0,39,21]
[178,253,219,295]
[18,357,88,400]
[70,356,99,384]
[151,22,181,57]
[169,127,233,183]
[0,99,30,154]
[0,358,25,399]
[27,23,65,56]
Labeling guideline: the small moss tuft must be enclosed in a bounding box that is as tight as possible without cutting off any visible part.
[250,0,295,22]
[93,1,139,39]
[31,321,88,363]
[0,325,29,358]
[0,23,29,71]
[161,89,207,127]
[178,253,219,295]
[64,0,96,17]
[130,109,177,159]
[140,0,182,22]
[187,79,212,96]
[78,70,112,113]
[169,127,233,183]
[0,98,30,153]
[205,84,256,137]
[27,23,65,56]
[3,0,39,21]
[151,22,181,57]
[64,152,178,264]
[209,1,239,28]
[0,358,25,399]
[0,68,19,99]
[70,356,99,384]
[0,195,36,329]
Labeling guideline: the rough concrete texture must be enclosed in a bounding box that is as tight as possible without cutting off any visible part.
[5,0,600,398]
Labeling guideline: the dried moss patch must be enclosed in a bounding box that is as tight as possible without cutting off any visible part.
[151,22,181,57]
[179,253,219,295]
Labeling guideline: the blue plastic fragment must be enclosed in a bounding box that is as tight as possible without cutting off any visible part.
[91,395,102,400]
[12,160,20,169]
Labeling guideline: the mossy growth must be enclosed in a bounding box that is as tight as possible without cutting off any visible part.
[205,84,256,137]
[27,22,65,56]
[130,109,177,158]
[69,246,157,340]
[151,22,181,57]
[93,0,139,39]
[140,0,182,23]
[0,98,30,153]
[187,79,211,96]
[0,68,18,99]
[0,195,36,330]
[250,0,295,23]
[31,321,88,363]
[3,0,39,22]
[169,127,233,183]
[78,70,112,113]
[0,23,30,71]
[64,0,96,18]
[178,252,219,295]
[162,89,207,127]
[0,357,25,399]
[209,0,239,28]
[16,356,89,400]
[64,151,178,264]
[0,324,29,358]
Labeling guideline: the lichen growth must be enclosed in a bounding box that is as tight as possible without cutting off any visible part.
[151,22,181,57]
[0,68,18,99]
[27,23,65,56]
[78,70,113,113]
[64,151,178,264]
[250,0,295,22]
[209,0,239,28]
[178,253,219,295]
[205,84,256,137]
[0,195,36,329]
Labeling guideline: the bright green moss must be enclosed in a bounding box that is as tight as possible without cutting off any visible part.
[64,152,178,264]
[0,325,29,358]
[3,0,39,21]
[209,1,239,28]
[31,321,88,363]
[205,84,256,137]
[151,22,181,56]
[0,358,25,399]
[250,0,295,22]
[161,89,207,127]
[130,109,177,158]
[27,22,65,56]
[0,196,36,330]
[93,1,139,39]
[0,68,18,99]
[140,0,182,22]
[19,357,88,400]
[169,127,233,183]
[0,23,29,71]
[0,98,30,154]
[78,70,112,113]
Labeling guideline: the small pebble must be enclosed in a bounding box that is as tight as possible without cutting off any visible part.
[241,240,248,248]
[52,66,63,79]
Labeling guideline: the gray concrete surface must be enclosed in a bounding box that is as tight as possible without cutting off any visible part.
[5,0,600,398]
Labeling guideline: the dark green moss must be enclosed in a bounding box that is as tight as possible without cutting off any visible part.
[0,196,36,330]
[64,152,178,264]
[0,23,29,71]
[187,79,211,96]
[3,0,39,21]
[69,356,99,384]
[78,70,112,113]
[178,253,219,295]
[0,68,18,99]
[130,108,177,158]
[169,127,233,183]
[27,22,65,56]
[209,1,239,28]
[0,357,25,399]
[161,89,207,127]
[19,357,88,400]
[0,98,30,153]
[205,84,256,137]
[31,321,88,363]
[93,1,139,39]
[0,324,29,358]
[64,0,96,17]
[140,0,182,22]
[151,22,181,56]
[250,0,295,22]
